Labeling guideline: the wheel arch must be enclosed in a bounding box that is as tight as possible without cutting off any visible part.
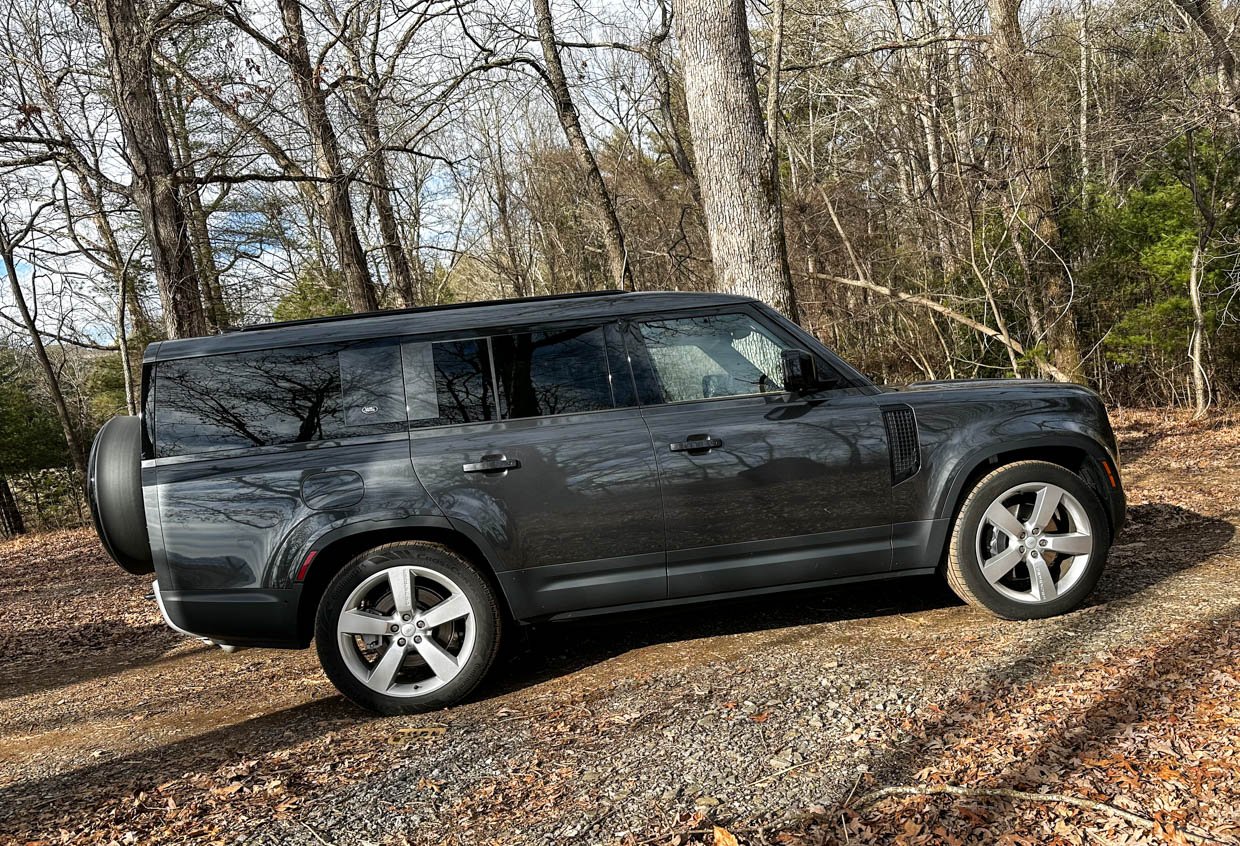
[936,436,1120,540]
[294,519,514,646]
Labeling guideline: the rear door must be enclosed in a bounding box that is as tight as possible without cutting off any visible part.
[405,323,665,619]
[626,307,893,598]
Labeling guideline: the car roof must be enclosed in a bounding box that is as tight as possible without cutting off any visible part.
[143,290,757,363]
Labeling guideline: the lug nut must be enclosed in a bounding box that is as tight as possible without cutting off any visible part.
[402,613,411,621]
[1031,527,1041,536]
[1039,539,1048,547]
[397,638,406,646]
[414,635,423,644]
[390,624,399,633]
[416,620,425,628]
[1019,532,1026,540]
[1018,546,1025,554]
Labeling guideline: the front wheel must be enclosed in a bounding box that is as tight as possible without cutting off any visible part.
[315,543,503,714]
[944,460,1110,620]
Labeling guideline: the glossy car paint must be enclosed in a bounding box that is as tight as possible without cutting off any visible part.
[134,291,1125,647]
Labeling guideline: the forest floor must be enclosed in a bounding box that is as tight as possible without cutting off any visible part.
[1,409,1239,846]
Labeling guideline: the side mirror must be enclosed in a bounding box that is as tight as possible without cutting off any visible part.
[781,348,819,394]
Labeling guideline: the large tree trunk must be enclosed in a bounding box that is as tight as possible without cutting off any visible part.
[0,476,23,537]
[275,0,377,313]
[988,0,1084,381]
[531,0,634,291]
[675,0,798,318]
[92,0,207,339]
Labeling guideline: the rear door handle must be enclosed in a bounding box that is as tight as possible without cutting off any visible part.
[462,455,520,473]
[669,436,723,453]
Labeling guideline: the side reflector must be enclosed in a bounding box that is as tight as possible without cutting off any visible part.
[296,550,318,582]
[1100,460,1118,489]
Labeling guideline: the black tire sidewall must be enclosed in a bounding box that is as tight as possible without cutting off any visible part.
[953,463,1109,620]
[314,544,501,715]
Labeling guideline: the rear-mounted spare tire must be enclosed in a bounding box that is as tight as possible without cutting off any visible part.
[88,415,154,575]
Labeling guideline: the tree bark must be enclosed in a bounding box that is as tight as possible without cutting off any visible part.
[675,0,798,319]
[987,0,1084,381]
[92,0,207,339]
[275,0,378,313]
[531,0,634,291]
[0,476,23,537]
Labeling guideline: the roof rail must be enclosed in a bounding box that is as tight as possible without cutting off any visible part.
[236,289,626,333]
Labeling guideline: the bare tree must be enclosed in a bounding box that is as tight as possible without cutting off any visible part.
[90,0,207,338]
[531,0,633,291]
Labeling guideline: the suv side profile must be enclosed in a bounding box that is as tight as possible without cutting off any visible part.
[89,291,1125,714]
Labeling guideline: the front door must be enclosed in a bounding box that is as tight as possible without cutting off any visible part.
[405,324,665,619]
[626,309,893,598]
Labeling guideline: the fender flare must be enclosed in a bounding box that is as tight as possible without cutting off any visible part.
[934,432,1116,522]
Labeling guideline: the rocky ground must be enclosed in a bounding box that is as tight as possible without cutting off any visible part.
[1,409,1238,845]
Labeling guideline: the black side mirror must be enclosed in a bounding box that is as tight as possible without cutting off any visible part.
[781,348,819,394]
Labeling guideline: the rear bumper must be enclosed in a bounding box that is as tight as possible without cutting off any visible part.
[153,582,305,648]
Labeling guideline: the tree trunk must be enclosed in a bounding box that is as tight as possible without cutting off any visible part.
[1188,239,1210,418]
[531,0,634,291]
[987,0,1084,381]
[1,241,89,484]
[275,0,377,313]
[92,0,207,339]
[348,82,419,307]
[160,75,228,331]
[675,0,798,319]
[0,476,23,537]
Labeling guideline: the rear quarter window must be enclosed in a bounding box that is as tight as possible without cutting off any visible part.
[153,340,405,458]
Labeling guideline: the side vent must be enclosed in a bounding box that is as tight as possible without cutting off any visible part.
[882,405,921,484]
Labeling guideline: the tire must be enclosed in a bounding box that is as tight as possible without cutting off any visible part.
[87,416,153,575]
[944,460,1109,620]
[315,542,503,714]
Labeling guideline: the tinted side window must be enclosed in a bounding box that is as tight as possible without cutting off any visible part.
[154,341,404,458]
[492,326,614,419]
[632,313,790,404]
[404,338,496,427]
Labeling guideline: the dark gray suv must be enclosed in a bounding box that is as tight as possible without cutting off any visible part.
[89,291,1125,713]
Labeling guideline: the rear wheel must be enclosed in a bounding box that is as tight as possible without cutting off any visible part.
[945,460,1109,620]
[315,543,502,714]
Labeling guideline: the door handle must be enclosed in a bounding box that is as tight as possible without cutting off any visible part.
[462,455,520,474]
[669,436,723,453]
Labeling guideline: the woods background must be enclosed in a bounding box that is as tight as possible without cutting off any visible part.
[0,0,1237,535]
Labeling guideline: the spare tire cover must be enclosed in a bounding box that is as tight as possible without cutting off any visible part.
[88,415,154,575]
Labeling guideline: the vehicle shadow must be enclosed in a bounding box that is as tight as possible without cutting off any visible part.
[477,501,1233,706]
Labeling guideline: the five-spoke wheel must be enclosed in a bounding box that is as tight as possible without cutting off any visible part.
[316,543,502,714]
[946,461,1109,619]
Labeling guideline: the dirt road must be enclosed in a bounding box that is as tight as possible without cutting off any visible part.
[1,410,1238,845]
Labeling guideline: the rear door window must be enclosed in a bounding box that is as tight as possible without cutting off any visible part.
[491,326,615,419]
[403,338,497,427]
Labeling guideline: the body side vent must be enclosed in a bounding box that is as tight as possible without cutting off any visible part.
[882,404,921,484]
